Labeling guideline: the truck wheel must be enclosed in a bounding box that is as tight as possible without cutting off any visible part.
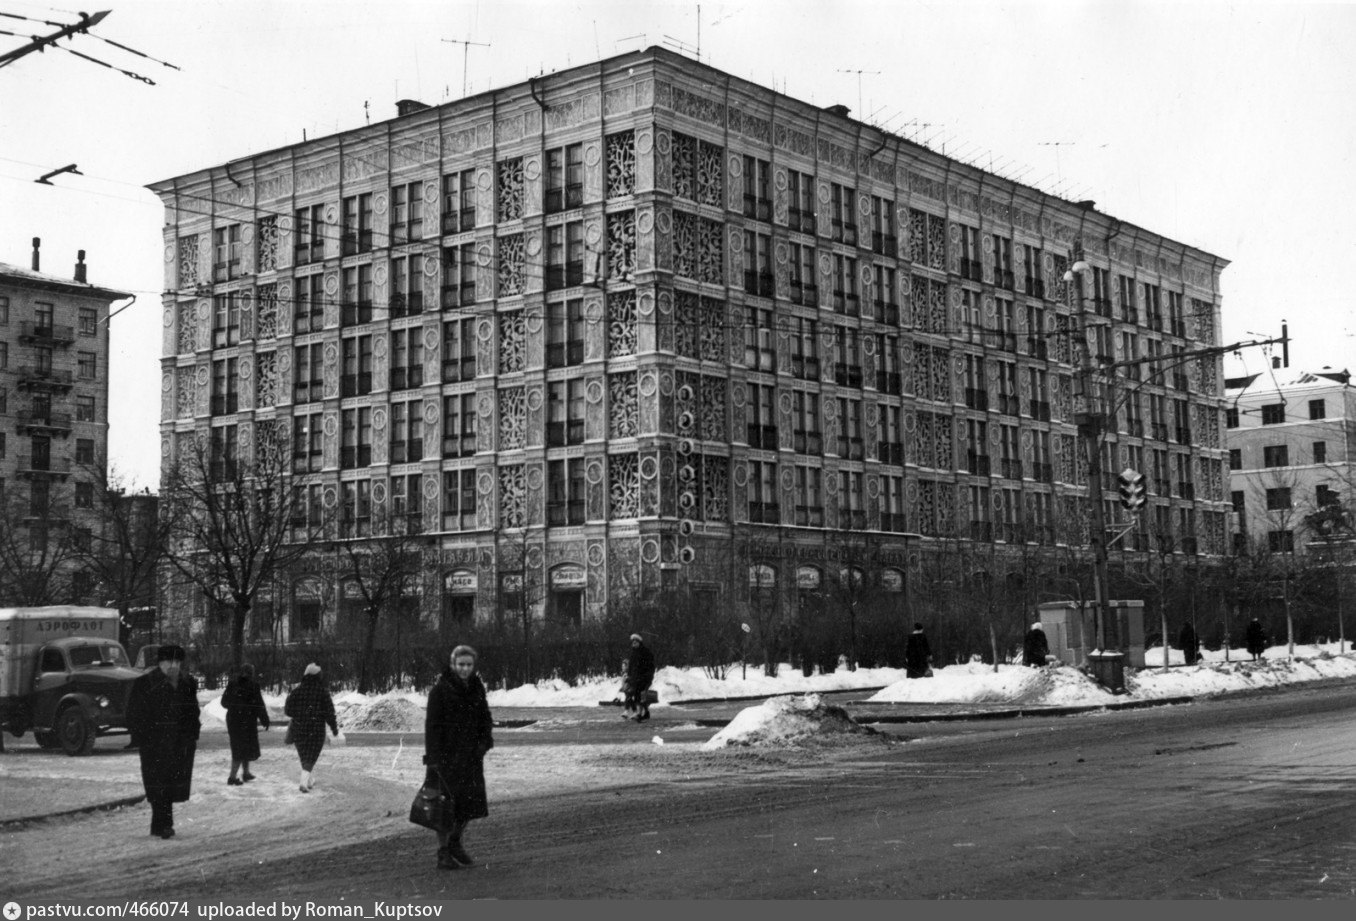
[56,707,96,756]
[34,731,61,750]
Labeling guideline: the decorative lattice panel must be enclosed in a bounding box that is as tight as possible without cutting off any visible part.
[499,464,526,528]
[255,351,278,408]
[497,158,524,222]
[609,452,640,519]
[609,372,639,439]
[498,233,524,297]
[607,290,636,357]
[498,311,525,374]
[499,386,527,450]
[702,455,729,522]
[607,130,636,199]
[178,235,199,288]
[256,217,278,273]
[608,211,636,282]
[256,284,278,340]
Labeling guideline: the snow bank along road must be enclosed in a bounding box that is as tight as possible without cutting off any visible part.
[5,682,1356,898]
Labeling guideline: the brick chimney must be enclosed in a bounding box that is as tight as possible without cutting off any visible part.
[74,249,87,283]
[31,236,40,271]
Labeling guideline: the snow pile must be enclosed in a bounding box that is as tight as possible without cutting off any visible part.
[1128,653,1356,699]
[701,693,882,750]
[868,662,1118,706]
[336,692,426,732]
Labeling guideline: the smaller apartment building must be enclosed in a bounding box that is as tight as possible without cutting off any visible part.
[1226,368,1354,555]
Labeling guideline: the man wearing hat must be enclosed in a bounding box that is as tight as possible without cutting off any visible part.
[125,644,201,839]
[622,633,656,722]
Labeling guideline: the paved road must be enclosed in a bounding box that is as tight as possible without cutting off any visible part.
[133,682,1356,899]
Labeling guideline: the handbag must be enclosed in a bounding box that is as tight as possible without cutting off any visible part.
[283,724,294,745]
[409,772,451,830]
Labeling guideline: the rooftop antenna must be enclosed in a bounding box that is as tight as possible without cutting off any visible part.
[440,36,491,97]
[616,33,647,50]
[835,68,880,118]
[1038,140,1076,186]
[662,34,699,60]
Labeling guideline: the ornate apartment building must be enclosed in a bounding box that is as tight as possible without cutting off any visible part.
[0,243,125,602]
[150,47,1230,640]
[1226,368,1355,556]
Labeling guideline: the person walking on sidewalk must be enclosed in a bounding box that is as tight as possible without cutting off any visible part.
[904,623,933,678]
[283,663,339,793]
[1245,618,1269,661]
[1023,622,1050,668]
[425,645,495,870]
[222,663,270,785]
[623,633,656,722]
[125,644,201,839]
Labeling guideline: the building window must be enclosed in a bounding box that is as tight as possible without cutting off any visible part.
[789,317,819,381]
[77,351,96,380]
[1265,487,1292,511]
[340,480,372,537]
[1313,441,1327,464]
[341,335,373,397]
[78,307,97,336]
[829,182,856,245]
[546,143,584,213]
[389,328,424,390]
[958,224,981,281]
[1228,448,1241,470]
[341,192,373,255]
[390,254,424,317]
[0,295,8,324]
[442,393,477,458]
[793,465,823,527]
[75,437,94,465]
[442,468,476,531]
[213,292,241,347]
[1318,484,1338,507]
[341,407,373,468]
[75,395,95,422]
[992,235,1014,289]
[292,412,323,473]
[293,342,323,404]
[746,383,777,450]
[1225,406,1239,428]
[547,298,585,367]
[833,325,861,388]
[294,204,325,264]
[441,243,476,308]
[0,341,6,369]
[873,265,898,323]
[390,181,424,244]
[442,318,475,383]
[744,307,776,372]
[341,264,374,326]
[1309,399,1326,420]
[1261,403,1286,425]
[837,397,863,460]
[869,195,896,256]
[441,169,476,235]
[547,379,585,447]
[213,223,242,282]
[1262,445,1289,468]
[740,154,771,222]
[879,403,904,466]
[747,459,778,523]
[832,254,859,315]
[389,399,424,464]
[209,424,238,480]
[1023,245,1045,298]
[788,242,816,306]
[788,170,816,233]
[1268,530,1294,553]
[547,458,585,526]
[791,390,821,456]
[294,273,324,333]
[73,481,93,509]
[211,357,239,415]
[546,221,584,290]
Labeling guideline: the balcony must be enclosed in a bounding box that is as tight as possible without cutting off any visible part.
[15,366,74,391]
[871,232,897,256]
[442,434,478,459]
[17,456,73,479]
[441,284,477,310]
[879,442,904,466]
[748,501,781,524]
[16,410,73,434]
[441,357,476,383]
[747,424,779,451]
[876,370,903,395]
[743,269,774,298]
[833,365,863,388]
[788,209,817,234]
[18,321,76,345]
[794,505,824,528]
[546,500,586,527]
[964,387,989,411]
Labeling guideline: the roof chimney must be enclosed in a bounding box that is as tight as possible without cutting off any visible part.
[396,99,431,117]
[74,249,87,283]
[31,236,40,271]
[824,104,851,118]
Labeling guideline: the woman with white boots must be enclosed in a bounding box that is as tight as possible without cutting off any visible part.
[283,663,340,793]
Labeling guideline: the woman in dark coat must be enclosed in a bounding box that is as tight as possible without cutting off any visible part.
[1023,622,1050,668]
[1245,618,1268,661]
[424,644,494,870]
[125,644,201,839]
[904,623,932,678]
[222,663,270,785]
[1178,622,1201,666]
[623,633,656,721]
[283,663,339,793]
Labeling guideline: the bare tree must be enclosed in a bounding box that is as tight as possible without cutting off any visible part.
[160,424,320,667]
[0,479,77,606]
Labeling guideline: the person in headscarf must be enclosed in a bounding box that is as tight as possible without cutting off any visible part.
[623,633,656,722]
[1023,622,1050,668]
[125,644,201,839]
[283,663,338,793]
[222,662,270,785]
[424,645,494,870]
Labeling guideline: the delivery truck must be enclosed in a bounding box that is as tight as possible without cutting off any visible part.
[0,606,142,755]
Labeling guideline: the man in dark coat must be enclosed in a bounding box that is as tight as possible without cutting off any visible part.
[425,645,494,870]
[222,663,270,785]
[904,623,932,678]
[1023,622,1050,668]
[1179,622,1201,666]
[623,633,656,722]
[1245,618,1268,661]
[125,644,200,839]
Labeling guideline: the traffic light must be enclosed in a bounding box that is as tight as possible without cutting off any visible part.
[1117,468,1146,510]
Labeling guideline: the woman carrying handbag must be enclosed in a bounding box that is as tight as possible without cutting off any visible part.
[421,645,494,870]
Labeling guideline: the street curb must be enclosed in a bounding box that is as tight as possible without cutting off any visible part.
[689,694,1196,727]
[0,794,145,831]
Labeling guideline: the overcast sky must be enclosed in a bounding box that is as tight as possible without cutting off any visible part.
[3,0,1353,489]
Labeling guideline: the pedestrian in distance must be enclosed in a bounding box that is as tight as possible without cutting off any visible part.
[283,663,339,793]
[1178,622,1201,667]
[125,644,201,839]
[424,645,494,870]
[1245,618,1268,661]
[222,663,270,785]
[623,633,656,722]
[904,623,932,679]
[1023,622,1050,668]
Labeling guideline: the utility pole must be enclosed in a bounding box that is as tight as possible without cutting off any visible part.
[440,37,490,98]
[0,9,109,68]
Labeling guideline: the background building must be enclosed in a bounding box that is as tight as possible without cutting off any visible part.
[149,47,1230,650]
[0,240,126,604]
[1226,367,1355,556]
